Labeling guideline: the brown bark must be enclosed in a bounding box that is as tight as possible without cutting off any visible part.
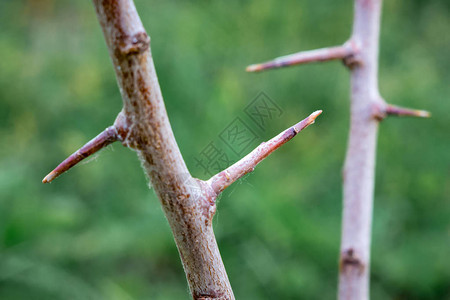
[92,1,232,298]
[42,1,322,298]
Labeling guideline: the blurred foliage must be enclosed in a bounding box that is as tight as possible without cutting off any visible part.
[0,0,449,299]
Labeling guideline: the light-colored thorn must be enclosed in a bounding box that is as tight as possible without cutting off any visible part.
[246,45,353,73]
[415,110,431,118]
[42,171,57,183]
[308,110,323,124]
[207,110,322,195]
[246,64,262,73]
[293,110,323,133]
[386,105,431,118]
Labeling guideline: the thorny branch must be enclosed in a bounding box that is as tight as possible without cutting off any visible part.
[43,111,322,193]
[246,0,430,299]
[42,0,322,298]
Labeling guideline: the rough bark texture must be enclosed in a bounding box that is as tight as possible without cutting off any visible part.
[92,1,232,299]
[43,1,321,298]
[44,0,430,298]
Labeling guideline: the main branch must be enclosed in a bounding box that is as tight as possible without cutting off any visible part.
[42,1,322,299]
[92,1,232,299]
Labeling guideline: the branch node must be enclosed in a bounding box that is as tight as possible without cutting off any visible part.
[113,110,137,147]
[371,101,387,121]
[118,32,150,56]
[340,248,365,275]
[342,40,362,69]
[42,126,119,183]
[342,54,362,69]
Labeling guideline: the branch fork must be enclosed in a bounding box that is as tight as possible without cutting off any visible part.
[42,103,322,300]
[43,1,326,298]
[43,111,322,191]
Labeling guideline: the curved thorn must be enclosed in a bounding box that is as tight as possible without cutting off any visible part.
[42,126,118,183]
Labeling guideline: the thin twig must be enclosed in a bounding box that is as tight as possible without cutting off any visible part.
[42,126,118,183]
[208,110,322,195]
[246,44,355,72]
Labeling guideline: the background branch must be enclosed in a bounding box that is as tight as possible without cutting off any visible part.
[384,104,431,118]
[246,42,357,72]
[246,0,431,299]
[339,0,382,298]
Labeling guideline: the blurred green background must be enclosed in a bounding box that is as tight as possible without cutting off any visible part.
[0,0,449,299]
